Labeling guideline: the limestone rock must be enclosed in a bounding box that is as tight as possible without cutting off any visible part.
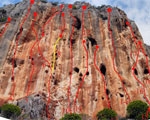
[0,1,149,120]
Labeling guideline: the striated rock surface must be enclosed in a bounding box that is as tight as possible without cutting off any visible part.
[0,0,150,119]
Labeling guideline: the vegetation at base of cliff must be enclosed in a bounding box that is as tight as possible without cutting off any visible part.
[60,113,82,120]
[0,103,21,119]
[72,5,77,9]
[96,108,117,120]
[127,100,150,119]
[0,17,7,22]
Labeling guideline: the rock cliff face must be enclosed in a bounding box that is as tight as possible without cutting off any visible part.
[0,0,150,119]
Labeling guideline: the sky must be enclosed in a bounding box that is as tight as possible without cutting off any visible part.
[0,0,150,45]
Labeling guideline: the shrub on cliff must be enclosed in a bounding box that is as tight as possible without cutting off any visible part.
[96,108,117,120]
[1,103,21,119]
[60,113,81,120]
[127,100,148,119]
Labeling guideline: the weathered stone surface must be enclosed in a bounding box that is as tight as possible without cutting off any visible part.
[0,1,149,120]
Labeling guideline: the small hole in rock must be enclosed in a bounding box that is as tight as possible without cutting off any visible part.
[74,67,79,73]
[102,97,104,100]
[45,70,48,73]
[122,80,126,85]
[106,89,110,95]
[87,37,97,46]
[100,63,106,76]
[79,78,82,81]
[86,71,89,76]
[3,71,5,74]
[70,39,76,45]
[119,93,124,97]
[54,79,58,85]
[11,76,14,82]
[73,16,81,30]
[14,60,17,68]
[69,71,72,75]
[134,69,138,75]
[144,68,149,74]
[79,73,83,76]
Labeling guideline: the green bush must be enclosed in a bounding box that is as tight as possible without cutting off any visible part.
[96,108,117,120]
[73,5,77,9]
[60,113,82,120]
[127,100,148,119]
[1,103,21,119]
[0,17,7,22]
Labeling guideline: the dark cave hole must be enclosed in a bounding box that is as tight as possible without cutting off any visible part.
[102,97,104,100]
[95,99,98,101]
[106,89,110,95]
[134,68,138,75]
[68,38,76,46]
[69,71,72,75]
[119,93,124,97]
[45,70,49,73]
[74,67,79,73]
[20,27,23,32]
[11,76,14,82]
[3,71,5,74]
[122,80,126,85]
[71,39,76,45]
[100,14,108,20]
[54,79,58,85]
[79,77,82,81]
[14,60,17,68]
[73,16,81,30]
[87,37,97,46]
[100,63,106,76]
[86,71,89,76]
[127,56,130,61]
[19,60,24,65]
[144,68,149,74]
[79,73,83,77]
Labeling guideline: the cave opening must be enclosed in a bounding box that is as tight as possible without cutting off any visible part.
[74,67,79,73]
[87,37,97,46]
[119,93,124,97]
[106,89,110,95]
[100,63,106,76]
[79,73,83,77]
[14,60,17,68]
[45,70,48,73]
[54,79,58,85]
[86,71,89,76]
[134,68,138,75]
[73,16,81,30]
[71,39,76,45]
[79,77,82,81]
[11,76,14,82]
[144,68,149,74]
